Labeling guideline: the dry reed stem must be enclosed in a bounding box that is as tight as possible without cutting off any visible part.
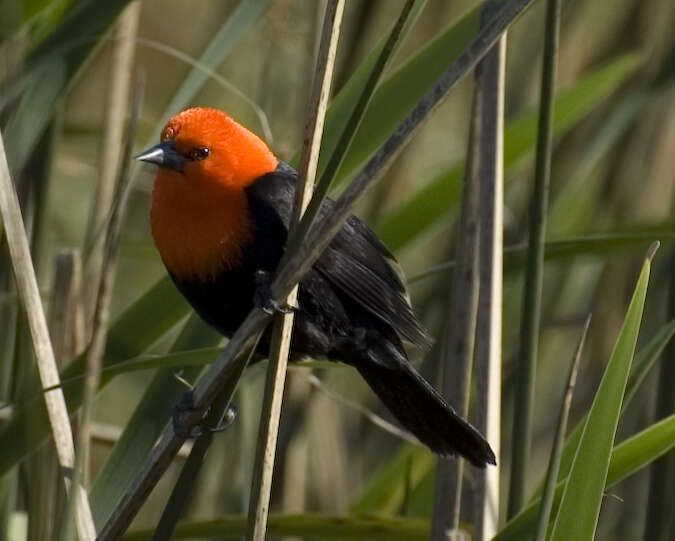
[247,2,345,539]
[430,88,482,541]
[83,1,141,324]
[27,251,80,541]
[473,3,506,539]
[0,133,96,540]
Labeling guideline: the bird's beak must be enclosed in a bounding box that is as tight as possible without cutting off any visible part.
[135,140,186,172]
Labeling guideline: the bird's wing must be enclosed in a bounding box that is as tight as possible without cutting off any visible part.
[246,163,431,348]
[314,215,431,348]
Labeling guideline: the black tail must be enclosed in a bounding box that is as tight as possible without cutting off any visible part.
[356,347,496,468]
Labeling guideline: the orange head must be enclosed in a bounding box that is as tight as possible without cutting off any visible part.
[137,107,278,281]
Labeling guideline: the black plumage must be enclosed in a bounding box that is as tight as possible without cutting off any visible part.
[172,162,495,467]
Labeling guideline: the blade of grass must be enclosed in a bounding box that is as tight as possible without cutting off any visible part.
[99,3,537,536]
[508,0,561,516]
[0,129,95,538]
[248,3,345,538]
[548,244,656,541]
[533,315,589,541]
[527,316,675,501]
[494,412,675,541]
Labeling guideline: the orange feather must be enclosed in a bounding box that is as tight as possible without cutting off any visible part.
[150,108,278,280]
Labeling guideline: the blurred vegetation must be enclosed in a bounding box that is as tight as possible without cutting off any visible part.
[0,0,674,539]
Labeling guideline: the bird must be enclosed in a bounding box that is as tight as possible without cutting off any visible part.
[136,106,495,467]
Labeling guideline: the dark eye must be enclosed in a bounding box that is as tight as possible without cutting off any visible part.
[189,147,210,161]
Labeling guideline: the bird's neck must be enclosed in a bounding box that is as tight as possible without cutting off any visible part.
[151,171,253,281]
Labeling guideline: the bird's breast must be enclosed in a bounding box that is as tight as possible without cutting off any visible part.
[150,172,253,281]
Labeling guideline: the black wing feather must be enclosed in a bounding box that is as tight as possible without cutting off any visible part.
[247,163,431,348]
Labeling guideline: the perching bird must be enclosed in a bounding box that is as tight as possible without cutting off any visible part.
[137,107,495,467]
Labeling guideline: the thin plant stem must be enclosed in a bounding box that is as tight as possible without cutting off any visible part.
[534,315,590,541]
[247,2,345,539]
[0,132,96,540]
[63,73,144,541]
[430,91,482,539]
[152,338,261,541]
[305,374,418,445]
[83,1,140,327]
[508,0,561,516]
[286,0,418,258]
[473,2,506,539]
[27,251,80,541]
[98,3,535,536]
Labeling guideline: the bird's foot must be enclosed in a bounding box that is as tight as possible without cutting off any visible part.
[172,391,238,438]
[211,404,237,433]
[172,391,205,438]
[253,270,297,315]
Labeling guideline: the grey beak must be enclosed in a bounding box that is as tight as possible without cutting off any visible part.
[135,140,187,172]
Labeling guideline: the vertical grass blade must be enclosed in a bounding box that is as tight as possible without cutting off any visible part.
[247,2,345,539]
[549,245,657,541]
[527,317,675,501]
[533,315,589,541]
[508,0,562,517]
[494,412,675,541]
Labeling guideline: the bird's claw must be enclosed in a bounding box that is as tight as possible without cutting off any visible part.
[172,391,206,438]
[172,391,238,438]
[211,405,237,433]
[253,270,297,315]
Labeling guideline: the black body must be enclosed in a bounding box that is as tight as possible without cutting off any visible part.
[173,163,495,467]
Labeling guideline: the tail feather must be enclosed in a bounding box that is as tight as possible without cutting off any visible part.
[356,348,496,468]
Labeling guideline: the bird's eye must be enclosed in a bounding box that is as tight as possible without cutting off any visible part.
[189,147,210,161]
